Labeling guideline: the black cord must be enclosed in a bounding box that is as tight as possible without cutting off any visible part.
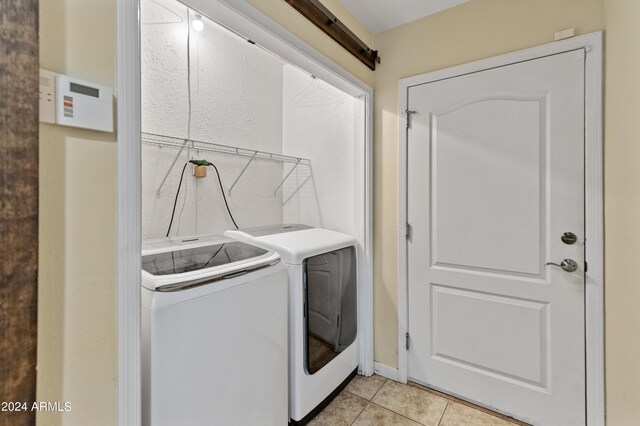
[166,162,189,237]
[166,160,239,237]
[196,243,226,271]
[207,162,239,229]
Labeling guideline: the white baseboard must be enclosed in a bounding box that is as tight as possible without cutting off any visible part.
[373,362,399,381]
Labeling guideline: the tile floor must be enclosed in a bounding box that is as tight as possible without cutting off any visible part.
[308,374,528,426]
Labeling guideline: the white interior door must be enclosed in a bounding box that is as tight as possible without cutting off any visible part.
[406,50,585,426]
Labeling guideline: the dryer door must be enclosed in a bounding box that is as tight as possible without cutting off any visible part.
[305,246,357,374]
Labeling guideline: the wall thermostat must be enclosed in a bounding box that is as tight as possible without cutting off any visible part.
[39,69,114,133]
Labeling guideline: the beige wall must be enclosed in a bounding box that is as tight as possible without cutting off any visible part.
[37,0,117,425]
[604,0,640,423]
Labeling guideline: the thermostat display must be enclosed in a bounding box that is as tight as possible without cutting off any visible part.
[70,82,100,98]
[39,69,113,133]
[56,74,113,132]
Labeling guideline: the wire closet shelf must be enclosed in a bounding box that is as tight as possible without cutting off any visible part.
[141,132,311,196]
[141,132,311,165]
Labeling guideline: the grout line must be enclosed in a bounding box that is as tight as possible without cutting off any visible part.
[349,400,371,426]
[344,389,369,405]
[367,380,434,425]
[368,377,387,401]
[369,402,429,426]
[436,400,449,426]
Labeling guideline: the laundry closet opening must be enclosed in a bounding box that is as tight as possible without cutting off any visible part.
[138,1,372,423]
[141,0,366,244]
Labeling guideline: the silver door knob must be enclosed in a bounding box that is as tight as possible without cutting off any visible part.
[545,259,578,272]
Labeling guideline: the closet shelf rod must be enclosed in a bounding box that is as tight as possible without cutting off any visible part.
[141,132,311,166]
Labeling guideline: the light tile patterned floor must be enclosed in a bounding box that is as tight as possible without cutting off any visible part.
[308,375,528,426]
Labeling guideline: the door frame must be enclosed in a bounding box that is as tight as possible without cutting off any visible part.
[397,32,604,425]
[117,0,374,424]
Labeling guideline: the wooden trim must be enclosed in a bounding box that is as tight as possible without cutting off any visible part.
[583,33,605,426]
[283,0,379,70]
[374,362,400,381]
[117,0,142,424]
[397,84,409,384]
[397,32,605,425]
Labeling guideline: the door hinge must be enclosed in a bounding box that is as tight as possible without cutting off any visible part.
[585,261,588,272]
[404,109,416,129]
[406,332,410,350]
[405,223,412,240]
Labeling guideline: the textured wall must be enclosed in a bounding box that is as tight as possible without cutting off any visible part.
[141,0,363,239]
[141,0,286,239]
[282,64,358,235]
[141,0,284,146]
[0,1,39,425]
[603,0,640,423]
[37,0,118,425]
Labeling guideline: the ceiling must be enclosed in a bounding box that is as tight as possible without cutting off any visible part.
[340,0,471,34]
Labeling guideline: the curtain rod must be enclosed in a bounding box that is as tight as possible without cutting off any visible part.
[284,0,381,70]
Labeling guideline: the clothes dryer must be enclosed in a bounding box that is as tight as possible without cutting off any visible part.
[226,225,358,423]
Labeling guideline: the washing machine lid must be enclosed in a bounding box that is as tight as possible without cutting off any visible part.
[141,235,280,291]
[225,226,356,265]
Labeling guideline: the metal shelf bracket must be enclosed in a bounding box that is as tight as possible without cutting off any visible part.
[274,158,301,196]
[228,151,258,193]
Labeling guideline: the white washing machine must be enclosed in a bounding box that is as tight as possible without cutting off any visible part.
[141,234,288,426]
[226,224,359,423]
